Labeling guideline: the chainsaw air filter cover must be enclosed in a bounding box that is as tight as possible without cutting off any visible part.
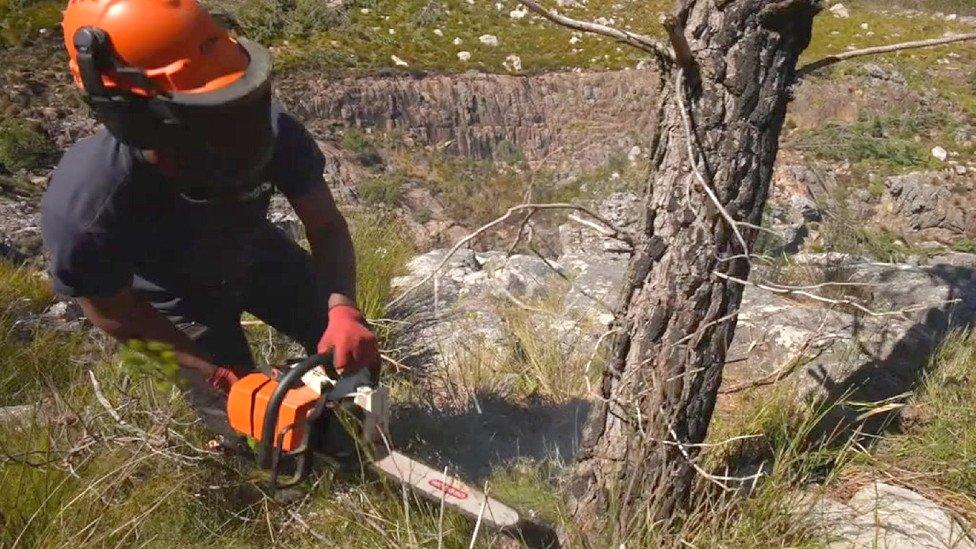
[228,373,319,452]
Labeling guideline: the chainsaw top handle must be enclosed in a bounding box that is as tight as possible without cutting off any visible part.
[256,352,334,468]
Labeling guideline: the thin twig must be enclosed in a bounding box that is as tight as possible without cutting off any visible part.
[381,353,413,371]
[507,208,537,256]
[713,271,957,317]
[799,32,976,75]
[468,481,490,549]
[719,337,817,394]
[674,69,751,256]
[516,0,674,60]
[388,202,632,307]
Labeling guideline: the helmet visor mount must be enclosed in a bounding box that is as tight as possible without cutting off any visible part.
[73,29,276,200]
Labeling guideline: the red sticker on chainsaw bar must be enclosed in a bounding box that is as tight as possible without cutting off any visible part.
[428,478,469,500]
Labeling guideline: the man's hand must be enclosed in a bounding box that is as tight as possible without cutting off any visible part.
[317,305,379,372]
[208,366,240,394]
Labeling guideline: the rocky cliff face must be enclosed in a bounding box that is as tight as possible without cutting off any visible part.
[280,69,658,170]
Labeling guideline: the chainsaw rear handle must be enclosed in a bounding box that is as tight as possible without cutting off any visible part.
[256,352,334,468]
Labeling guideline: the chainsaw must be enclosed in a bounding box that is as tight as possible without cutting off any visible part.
[226,353,559,548]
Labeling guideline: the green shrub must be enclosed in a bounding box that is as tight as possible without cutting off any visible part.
[358,173,405,207]
[0,119,56,173]
[953,237,976,254]
[340,129,371,153]
[235,0,347,43]
[791,113,936,169]
[0,0,61,46]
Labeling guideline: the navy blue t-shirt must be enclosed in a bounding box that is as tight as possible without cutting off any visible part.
[41,108,324,299]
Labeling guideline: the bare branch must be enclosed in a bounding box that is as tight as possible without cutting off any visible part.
[713,271,958,317]
[675,70,751,256]
[661,14,696,70]
[799,32,976,76]
[507,208,536,256]
[516,0,674,60]
[387,202,633,307]
[719,335,817,394]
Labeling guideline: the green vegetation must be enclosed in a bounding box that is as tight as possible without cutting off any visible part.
[0,118,56,174]
[348,210,415,320]
[261,0,671,73]
[0,262,85,406]
[234,0,348,43]
[0,0,61,47]
[791,113,939,170]
[358,173,406,207]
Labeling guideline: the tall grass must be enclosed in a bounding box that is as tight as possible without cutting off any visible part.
[856,330,976,510]
[348,209,415,321]
[0,262,86,406]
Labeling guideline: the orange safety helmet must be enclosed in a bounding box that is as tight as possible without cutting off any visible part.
[61,0,277,200]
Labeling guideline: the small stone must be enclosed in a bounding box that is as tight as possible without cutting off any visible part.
[503,54,522,72]
[627,145,642,163]
[829,3,850,17]
[610,171,621,180]
[457,51,472,62]
[433,28,443,36]
[391,55,409,67]
[388,28,396,34]
[360,7,370,13]
[860,22,869,30]
[569,35,581,45]
[453,37,463,45]
[509,6,527,19]
[955,165,968,175]
[479,34,499,47]
[931,146,948,162]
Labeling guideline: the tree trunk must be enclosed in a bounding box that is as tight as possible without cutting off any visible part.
[569,0,820,541]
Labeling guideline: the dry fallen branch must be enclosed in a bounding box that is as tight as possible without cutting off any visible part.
[516,0,674,60]
[799,32,976,75]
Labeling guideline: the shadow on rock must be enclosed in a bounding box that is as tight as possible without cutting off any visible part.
[390,393,590,482]
[811,261,976,439]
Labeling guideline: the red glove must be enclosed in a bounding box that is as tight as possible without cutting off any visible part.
[317,305,379,372]
[208,366,240,394]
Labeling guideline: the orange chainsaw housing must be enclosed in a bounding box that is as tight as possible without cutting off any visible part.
[227,373,320,452]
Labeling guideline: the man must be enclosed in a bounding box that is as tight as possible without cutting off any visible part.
[41,0,379,440]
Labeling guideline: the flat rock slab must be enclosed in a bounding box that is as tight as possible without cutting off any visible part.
[825,482,975,548]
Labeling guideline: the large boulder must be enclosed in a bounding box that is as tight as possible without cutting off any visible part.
[390,188,976,412]
[876,171,974,244]
[728,253,976,406]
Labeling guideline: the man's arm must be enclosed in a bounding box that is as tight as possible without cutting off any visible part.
[78,288,219,378]
[288,183,379,372]
[288,184,357,309]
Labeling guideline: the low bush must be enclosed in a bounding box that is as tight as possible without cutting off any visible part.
[234,0,347,43]
[0,118,56,173]
[0,0,61,46]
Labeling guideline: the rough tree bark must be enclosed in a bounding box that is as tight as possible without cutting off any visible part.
[566,0,821,541]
